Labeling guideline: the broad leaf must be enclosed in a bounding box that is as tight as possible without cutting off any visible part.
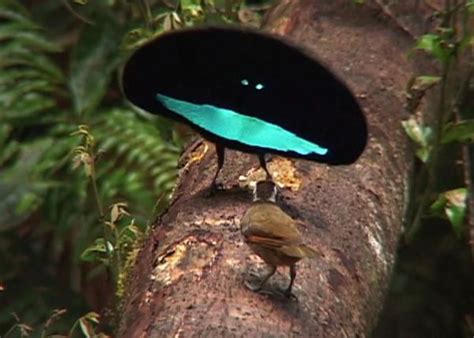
[401,117,432,162]
[431,188,467,237]
[416,34,452,65]
[468,0,474,13]
[80,238,113,262]
[442,119,474,144]
[410,75,441,92]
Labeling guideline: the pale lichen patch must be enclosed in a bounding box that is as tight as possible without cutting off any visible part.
[180,141,209,174]
[239,157,303,191]
[362,222,389,272]
[152,232,222,288]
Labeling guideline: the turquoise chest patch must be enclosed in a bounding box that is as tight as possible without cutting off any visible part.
[157,93,328,156]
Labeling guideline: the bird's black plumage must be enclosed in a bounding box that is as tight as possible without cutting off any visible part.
[121,26,367,166]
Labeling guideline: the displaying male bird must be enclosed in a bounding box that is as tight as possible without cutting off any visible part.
[240,180,317,297]
[121,26,367,193]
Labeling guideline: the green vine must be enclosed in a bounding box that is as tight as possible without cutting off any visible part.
[403,0,473,241]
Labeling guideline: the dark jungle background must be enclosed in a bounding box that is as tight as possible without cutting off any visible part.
[0,0,472,337]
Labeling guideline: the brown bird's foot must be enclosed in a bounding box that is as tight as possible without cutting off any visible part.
[245,265,276,294]
[283,288,298,302]
[244,280,263,292]
[282,265,298,301]
[205,182,223,197]
[244,280,275,296]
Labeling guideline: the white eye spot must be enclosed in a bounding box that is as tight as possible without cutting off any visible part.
[241,79,249,86]
[255,83,264,90]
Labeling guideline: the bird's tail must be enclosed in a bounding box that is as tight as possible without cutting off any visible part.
[299,244,318,258]
[280,244,319,259]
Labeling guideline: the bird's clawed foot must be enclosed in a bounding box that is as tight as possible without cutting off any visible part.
[205,181,223,197]
[244,280,263,292]
[283,288,298,301]
[244,280,274,296]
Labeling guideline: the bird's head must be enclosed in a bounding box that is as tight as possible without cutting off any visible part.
[253,180,278,203]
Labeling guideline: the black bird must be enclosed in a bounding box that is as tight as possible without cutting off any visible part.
[121,26,367,193]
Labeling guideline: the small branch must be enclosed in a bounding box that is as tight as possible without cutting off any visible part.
[90,173,104,220]
[60,0,95,25]
[373,0,418,40]
[160,0,178,10]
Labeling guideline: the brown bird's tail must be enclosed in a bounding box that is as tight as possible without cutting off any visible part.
[299,244,318,258]
[280,244,319,259]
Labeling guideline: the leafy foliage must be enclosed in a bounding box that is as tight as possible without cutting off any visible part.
[0,0,275,335]
[431,188,468,237]
[0,0,176,334]
[403,1,473,240]
[401,116,433,163]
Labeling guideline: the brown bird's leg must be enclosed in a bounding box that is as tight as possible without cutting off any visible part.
[208,144,225,195]
[285,264,297,297]
[258,154,272,180]
[245,265,277,291]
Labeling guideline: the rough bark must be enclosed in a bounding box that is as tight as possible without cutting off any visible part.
[119,1,435,337]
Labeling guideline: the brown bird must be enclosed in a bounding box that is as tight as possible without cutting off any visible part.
[240,180,317,297]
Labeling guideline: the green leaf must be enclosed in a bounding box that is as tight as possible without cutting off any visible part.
[181,0,201,9]
[180,0,204,24]
[69,12,125,115]
[467,0,474,13]
[410,75,441,92]
[0,79,54,108]
[0,68,47,86]
[0,45,64,81]
[15,192,41,214]
[416,34,438,50]
[1,93,56,120]
[431,188,467,237]
[401,117,432,162]
[442,119,474,144]
[0,0,35,24]
[415,147,430,163]
[416,34,450,65]
[80,238,112,262]
[444,189,467,236]
[0,22,61,52]
[402,117,431,146]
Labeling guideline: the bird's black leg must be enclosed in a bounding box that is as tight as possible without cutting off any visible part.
[245,265,277,292]
[258,154,272,180]
[285,264,297,297]
[208,144,225,196]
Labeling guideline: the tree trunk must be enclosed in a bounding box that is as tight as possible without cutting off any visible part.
[119,1,435,336]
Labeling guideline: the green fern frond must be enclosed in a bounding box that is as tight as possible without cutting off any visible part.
[93,108,181,213]
[0,0,64,121]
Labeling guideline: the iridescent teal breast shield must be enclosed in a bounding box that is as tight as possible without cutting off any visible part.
[157,93,328,156]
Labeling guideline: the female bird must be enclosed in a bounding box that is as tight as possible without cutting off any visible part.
[240,180,317,297]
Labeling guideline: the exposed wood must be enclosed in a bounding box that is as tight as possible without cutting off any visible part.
[118,1,435,336]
